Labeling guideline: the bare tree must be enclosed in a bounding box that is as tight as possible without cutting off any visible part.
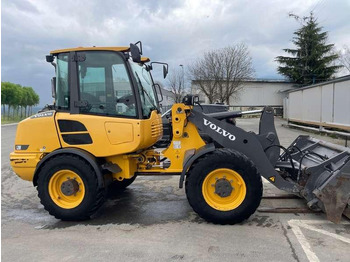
[188,50,221,103]
[217,44,254,104]
[189,43,254,105]
[338,45,350,73]
[167,68,186,103]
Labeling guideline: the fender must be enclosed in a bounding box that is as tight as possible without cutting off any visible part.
[33,148,104,188]
[179,143,216,188]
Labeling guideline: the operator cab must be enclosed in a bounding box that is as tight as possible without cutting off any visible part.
[47,42,168,120]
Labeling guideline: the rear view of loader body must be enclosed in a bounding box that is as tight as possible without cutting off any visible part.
[9,42,350,224]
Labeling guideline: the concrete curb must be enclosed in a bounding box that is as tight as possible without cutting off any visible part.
[1,123,19,127]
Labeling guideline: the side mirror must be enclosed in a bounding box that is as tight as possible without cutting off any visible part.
[46,55,54,63]
[163,65,168,79]
[130,43,141,63]
[154,83,163,102]
[51,77,56,98]
[150,62,169,79]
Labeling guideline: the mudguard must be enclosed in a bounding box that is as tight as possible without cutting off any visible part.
[33,148,104,188]
[179,143,215,188]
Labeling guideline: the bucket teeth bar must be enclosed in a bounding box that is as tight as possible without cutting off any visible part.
[281,136,350,223]
[313,164,350,223]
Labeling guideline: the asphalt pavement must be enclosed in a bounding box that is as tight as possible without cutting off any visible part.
[1,118,350,262]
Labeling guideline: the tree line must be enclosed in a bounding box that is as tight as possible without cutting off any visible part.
[1,82,40,120]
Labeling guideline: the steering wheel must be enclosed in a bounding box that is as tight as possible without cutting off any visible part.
[116,94,135,106]
[80,92,103,112]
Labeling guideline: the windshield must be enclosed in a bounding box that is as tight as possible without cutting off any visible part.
[129,61,158,117]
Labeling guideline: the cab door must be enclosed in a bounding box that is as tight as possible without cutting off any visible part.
[54,51,145,157]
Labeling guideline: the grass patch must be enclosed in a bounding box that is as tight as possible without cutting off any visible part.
[1,116,26,125]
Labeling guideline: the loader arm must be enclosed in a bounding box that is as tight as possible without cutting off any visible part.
[188,107,301,193]
[188,106,349,223]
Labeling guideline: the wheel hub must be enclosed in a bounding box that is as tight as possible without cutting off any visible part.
[61,179,80,196]
[214,178,233,198]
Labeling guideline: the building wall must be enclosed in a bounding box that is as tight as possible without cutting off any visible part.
[286,76,350,130]
[230,82,294,106]
[160,88,175,113]
[191,80,295,106]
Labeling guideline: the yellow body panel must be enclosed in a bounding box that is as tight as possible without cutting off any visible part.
[10,112,60,180]
[50,47,150,64]
[10,153,43,181]
[136,104,206,174]
[55,111,162,157]
[13,113,61,153]
[106,155,138,180]
[10,103,206,183]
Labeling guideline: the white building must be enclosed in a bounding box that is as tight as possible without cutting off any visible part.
[191,79,295,108]
[285,75,350,131]
[159,88,175,112]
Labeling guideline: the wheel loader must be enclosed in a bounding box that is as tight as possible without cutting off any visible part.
[10,42,350,224]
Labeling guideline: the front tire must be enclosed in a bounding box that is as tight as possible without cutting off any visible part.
[185,149,262,224]
[37,154,105,221]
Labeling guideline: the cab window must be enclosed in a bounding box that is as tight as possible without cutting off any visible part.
[56,53,69,110]
[77,51,136,117]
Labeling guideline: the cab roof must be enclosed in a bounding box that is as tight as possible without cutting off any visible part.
[50,46,150,63]
[50,46,130,54]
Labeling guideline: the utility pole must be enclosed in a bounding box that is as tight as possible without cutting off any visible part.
[179,64,184,91]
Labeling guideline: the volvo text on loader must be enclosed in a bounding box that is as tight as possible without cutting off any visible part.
[10,42,350,224]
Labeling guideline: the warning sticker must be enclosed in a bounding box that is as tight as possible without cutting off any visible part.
[269,176,276,182]
[173,141,181,149]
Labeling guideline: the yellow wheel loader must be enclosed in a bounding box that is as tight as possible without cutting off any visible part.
[10,42,350,224]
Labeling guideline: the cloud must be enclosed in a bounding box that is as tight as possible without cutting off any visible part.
[2,0,349,106]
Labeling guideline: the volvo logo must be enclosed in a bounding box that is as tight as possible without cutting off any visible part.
[203,118,236,141]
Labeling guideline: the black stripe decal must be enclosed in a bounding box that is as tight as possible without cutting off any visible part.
[62,134,92,145]
[58,120,87,132]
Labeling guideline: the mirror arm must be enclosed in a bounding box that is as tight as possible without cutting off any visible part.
[154,83,163,102]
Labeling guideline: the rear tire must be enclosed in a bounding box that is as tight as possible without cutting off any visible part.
[185,149,262,224]
[37,154,105,221]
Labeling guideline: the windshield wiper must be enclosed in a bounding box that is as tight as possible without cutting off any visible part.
[134,72,158,111]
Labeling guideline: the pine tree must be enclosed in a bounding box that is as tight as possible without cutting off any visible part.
[276,13,341,86]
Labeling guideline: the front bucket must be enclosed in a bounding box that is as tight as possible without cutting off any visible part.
[279,136,350,223]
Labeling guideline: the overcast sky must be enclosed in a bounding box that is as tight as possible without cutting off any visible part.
[2,0,350,106]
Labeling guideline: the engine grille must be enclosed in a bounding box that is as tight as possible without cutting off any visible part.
[151,120,163,138]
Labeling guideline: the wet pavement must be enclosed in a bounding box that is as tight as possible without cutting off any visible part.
[2,119,350,262]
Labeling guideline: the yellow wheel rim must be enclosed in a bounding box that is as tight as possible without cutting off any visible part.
[202,168,246,211]
[48,170,85,209]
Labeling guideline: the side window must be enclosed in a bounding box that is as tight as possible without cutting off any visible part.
[77,52,136,117]
[79,66,106,114]
[56,53,69,109]
[112,64,135,116]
